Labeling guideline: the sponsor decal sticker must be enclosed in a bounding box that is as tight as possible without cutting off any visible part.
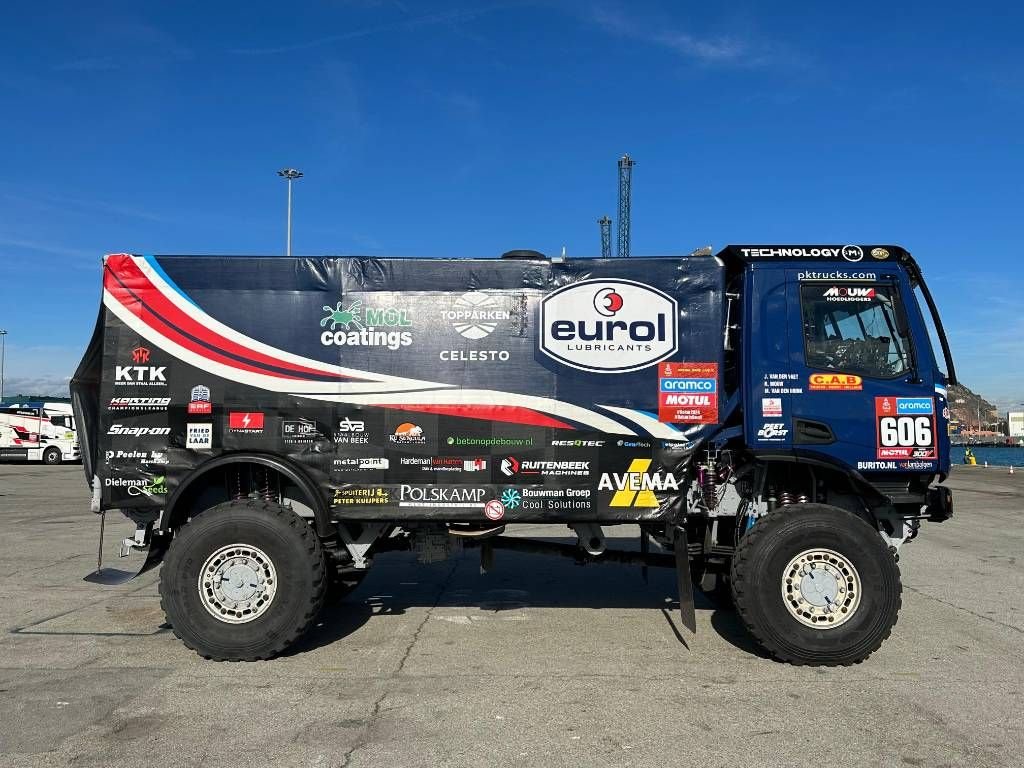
[463,458,487,472]
[599,459,679,508]
[188,385,212,414]
[539,279,678,373]
[186,423,213,449]
[282,419,322,444]
[822,286,876,302]
[107,424,171,437]
[658,361,719,424]
[809,373,863,391]
[500,488,522,509]
[446,435,534,447]
[229,412,264,433]
[871,248,890,260]
[439,350,509,362]
[756,422,789,441]
[761,397,782,417]
[484,499,505,521]
[398,485,489,508]
[332,488,390,506]
[552,439,605,447]
[797,271,877,281]
[875,397,937,460]
[108,396,170,412]
[104,449,169,464]
[841,245,864,262]
[500,456,590,477]
[115,347,167,387]
[320,300,413,349]
[335,417,368,445]
[390,422,426,444]
[444,292,510,339]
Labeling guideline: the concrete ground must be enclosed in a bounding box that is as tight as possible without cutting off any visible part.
[0,464,1021,768]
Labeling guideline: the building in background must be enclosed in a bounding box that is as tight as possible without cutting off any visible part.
[1008,412,1024,438]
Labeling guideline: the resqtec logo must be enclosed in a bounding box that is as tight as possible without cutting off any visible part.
[539,279,678,373]
[228,412,264,433]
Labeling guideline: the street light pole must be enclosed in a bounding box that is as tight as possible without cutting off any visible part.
[277,168,303,256]
[0,329,7,403]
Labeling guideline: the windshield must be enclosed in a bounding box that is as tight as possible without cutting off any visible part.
[800,283,913,379]
[912,282,947,380]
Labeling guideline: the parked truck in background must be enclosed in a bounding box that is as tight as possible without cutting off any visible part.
[72,245,957,665]
[0,401,79,464]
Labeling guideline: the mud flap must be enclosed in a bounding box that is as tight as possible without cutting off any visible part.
[82,511,167,585]
[674,525,697,633]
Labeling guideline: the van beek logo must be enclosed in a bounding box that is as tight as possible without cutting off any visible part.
[539,279,679,373]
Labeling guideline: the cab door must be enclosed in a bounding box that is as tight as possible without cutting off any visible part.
[782,271,939,473]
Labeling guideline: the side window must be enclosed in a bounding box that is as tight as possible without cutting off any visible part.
[801,283,913,379]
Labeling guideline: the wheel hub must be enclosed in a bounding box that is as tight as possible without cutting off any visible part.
[199,544,277,624]
[781,548,861,629]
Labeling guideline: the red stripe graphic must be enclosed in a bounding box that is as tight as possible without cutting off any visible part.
[104,255,357,381]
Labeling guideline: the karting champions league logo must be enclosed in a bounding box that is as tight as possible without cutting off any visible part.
[539,279,678,373]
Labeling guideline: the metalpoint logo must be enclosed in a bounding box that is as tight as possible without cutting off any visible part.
[599,459,679,508]
[539,279,678,373]
[444,292,510,339]
[320,300,412,349]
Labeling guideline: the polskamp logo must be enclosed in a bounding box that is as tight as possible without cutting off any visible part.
[443,292,510,339]
[398,485,488,508]
[757,423,789,440]
[539,279,678,373]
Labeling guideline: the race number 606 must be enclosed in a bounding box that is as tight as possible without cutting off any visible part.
[879,416,932,447]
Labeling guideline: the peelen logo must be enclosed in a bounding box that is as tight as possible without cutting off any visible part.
[809,373,863,391]
[540,279,678,373]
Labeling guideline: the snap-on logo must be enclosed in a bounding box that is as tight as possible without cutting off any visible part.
[539,279,678,373]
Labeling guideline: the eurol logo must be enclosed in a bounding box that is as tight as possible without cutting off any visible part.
[539,279,678,373]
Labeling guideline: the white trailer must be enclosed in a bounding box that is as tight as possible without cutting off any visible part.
[0,402,79,464]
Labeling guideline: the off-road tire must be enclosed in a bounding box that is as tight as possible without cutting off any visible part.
[42,447,61,465]
[159,499,327,661]
[731,504,901,666]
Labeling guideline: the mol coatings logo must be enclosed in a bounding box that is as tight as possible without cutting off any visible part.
[539,279,678,373]
[320,300,412,350]
[598,458,680,508]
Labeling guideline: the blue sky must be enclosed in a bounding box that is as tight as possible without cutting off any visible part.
[1,1,1022,408]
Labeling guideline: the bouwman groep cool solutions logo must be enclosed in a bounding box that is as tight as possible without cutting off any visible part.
[539,279,678,373]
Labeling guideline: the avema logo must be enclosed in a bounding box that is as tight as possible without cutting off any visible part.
[598,459,679,508]
[321,300,413,350]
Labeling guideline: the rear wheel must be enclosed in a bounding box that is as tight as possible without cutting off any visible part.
[731,504,901,666]
[42,447,61,465]
[159,499,326,661]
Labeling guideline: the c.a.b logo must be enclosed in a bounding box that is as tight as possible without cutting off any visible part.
[539,279,678,373]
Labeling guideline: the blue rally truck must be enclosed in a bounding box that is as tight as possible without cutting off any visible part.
[72,244,956,664]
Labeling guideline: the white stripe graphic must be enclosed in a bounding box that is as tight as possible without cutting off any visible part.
[597,405,699,440]
[105,290,636,434]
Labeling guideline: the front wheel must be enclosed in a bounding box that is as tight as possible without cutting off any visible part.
[731,504,901,666]
[159,500,327,661]
[42,447,62,465]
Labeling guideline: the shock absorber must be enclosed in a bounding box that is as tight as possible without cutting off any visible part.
[699,452,718,509]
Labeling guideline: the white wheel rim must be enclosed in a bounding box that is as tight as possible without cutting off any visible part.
[198,544,278,624]
[781,548,861,629]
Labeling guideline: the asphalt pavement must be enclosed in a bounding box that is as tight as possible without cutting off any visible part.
[0,463,1022,767]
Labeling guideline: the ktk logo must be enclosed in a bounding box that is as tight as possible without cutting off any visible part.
[115,347,167,387]
[228,412,264,433]
[131,346,150,363]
